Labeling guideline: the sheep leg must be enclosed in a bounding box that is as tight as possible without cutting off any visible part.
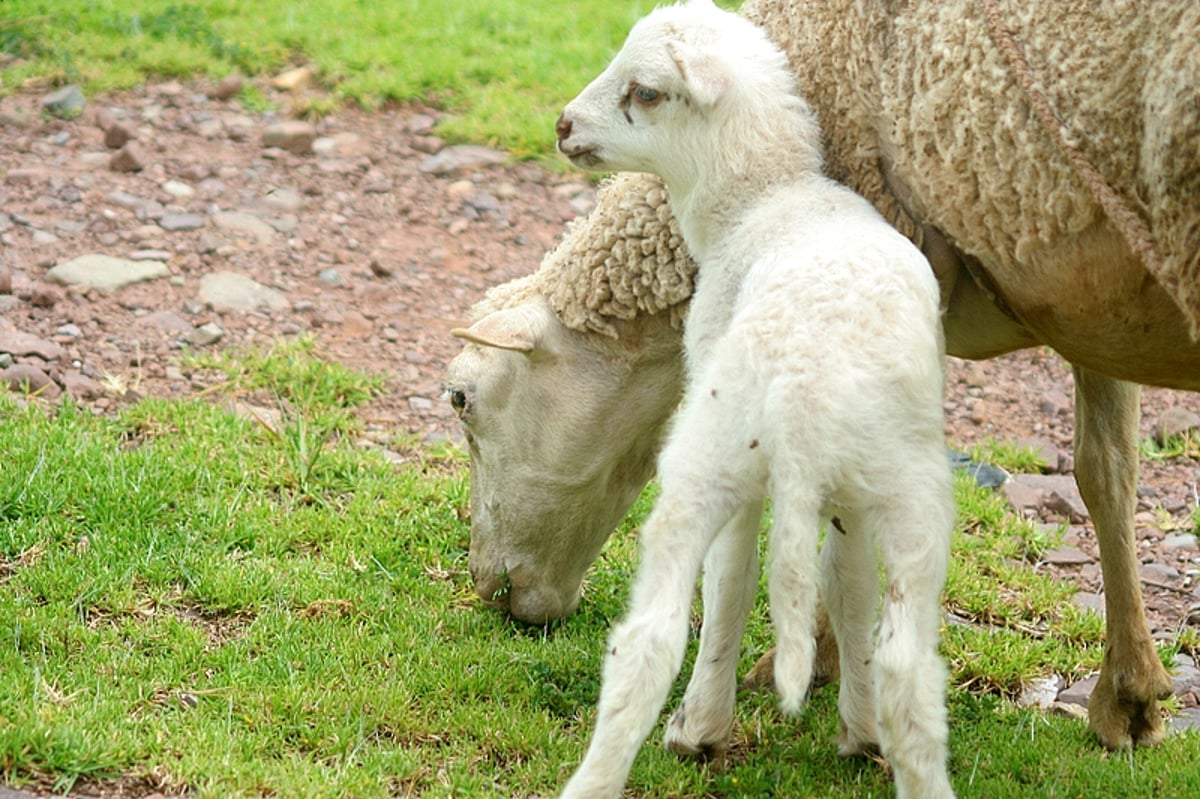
[664,500,761,757]
[1072,367,1173,749]
[765,483,823,714]
[871,491,955,799]
[819,511,882,755]
[561,397,761,798]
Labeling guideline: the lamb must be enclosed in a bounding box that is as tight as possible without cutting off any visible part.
[445,0,1200,751]
[551,3,955,796]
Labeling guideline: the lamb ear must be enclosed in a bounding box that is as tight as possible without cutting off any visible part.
[451,305,547,353]
[668,39,731,108]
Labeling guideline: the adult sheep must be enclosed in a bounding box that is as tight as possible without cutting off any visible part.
[445,0,1200,751]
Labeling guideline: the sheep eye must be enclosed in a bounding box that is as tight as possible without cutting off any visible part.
[447,388,469,417]
[631,85,661,105]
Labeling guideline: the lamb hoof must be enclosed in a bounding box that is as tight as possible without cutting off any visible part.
[663,703,731,759]
[836,719,881,758]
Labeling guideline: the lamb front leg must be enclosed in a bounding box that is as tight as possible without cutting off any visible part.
[1072,366,1173,748]
[664,501,761,757]
[560,490,743,798]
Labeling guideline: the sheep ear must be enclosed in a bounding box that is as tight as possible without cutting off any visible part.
[451,305,547,353]
[668,39,731,108]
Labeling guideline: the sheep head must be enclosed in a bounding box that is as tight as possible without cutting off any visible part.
[445,294,684,624]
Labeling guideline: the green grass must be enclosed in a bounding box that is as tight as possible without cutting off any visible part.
[2,348,1198,798]
[0,0,736,160]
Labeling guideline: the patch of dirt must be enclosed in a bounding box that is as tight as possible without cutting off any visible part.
[1,80,1199,796]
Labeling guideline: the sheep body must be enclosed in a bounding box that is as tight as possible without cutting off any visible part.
[445,0,1200,751]
[556,3,954,797]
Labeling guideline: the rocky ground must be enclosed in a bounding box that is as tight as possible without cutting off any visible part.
[2,78,1199,795]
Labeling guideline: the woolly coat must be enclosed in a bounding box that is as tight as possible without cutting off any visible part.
[482,0,1199,341]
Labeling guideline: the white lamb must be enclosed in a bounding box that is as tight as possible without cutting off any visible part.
[553,2,955,797]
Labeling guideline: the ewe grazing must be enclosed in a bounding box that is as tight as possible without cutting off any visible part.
[553,2,954,796]
[447,0,1200,750]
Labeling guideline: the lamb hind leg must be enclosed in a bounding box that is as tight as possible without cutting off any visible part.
[1072,367,1173,748]
[664,501,761,757]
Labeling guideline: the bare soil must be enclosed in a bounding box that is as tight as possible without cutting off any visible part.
[1,81,1198,797]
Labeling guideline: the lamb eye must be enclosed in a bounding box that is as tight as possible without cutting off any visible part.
[631,85,660,105]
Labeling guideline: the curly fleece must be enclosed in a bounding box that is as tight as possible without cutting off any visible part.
[501,0,1198,338]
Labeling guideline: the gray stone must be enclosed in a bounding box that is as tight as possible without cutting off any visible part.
[1156,406,1200,444]
[1057,674,1100,708]
[1004,474,1088,520]
[1163,533,1199,552]
[262,120,317,154]
[47,254,169,292]
[317,268,343,286]
[186,322,225,347]
[1,364,59,398]
[198,271,288,312]
[1042,546,1093,565]
[137,310,192,333]
[60,370,103,400]
[1140,562,1181,585]
[211,211,275,243]
[161,180,196,199]
[1072,591,1106,618]
[1172,654,1200,696]
[1018,674,1061,709]
[42,85,85,119]
[110,141,147,172]
[419,145,508,175]
[1169,707,1200,735]
[0,332,66,360]
[159,213,205,232]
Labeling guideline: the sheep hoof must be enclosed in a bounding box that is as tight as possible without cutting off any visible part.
[1087,659,1173,749]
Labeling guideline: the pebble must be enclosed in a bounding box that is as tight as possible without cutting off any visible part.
[270,66,312,91]
[262,120,317,154]
[211,211,275,243]
[47,254,169,292]
[42,85,86,119]
[1162,533,1198,551]
[161,180,195,199]
[198,271,288,312]
[158,213,205,232]
[0,331,66,360]
[418,145,508,175]
[1,364,60,398]
[186,322,225,347]
[1156,406,1200,444]
[212,74,244,100]
[110,141,147,172]
[104,122,135,149]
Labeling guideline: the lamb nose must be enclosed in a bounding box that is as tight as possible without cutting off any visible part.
[555,114,572,141]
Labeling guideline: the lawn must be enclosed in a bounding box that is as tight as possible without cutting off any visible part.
[2,1,1199,796]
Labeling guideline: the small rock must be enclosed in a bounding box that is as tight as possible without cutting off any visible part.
[60,370,103,400]
[1038,389,1072,418]
[340,310,373,339]
[1072,591,1106,618]
[186,322,225,347]
[161,180,195,199]
[1042,546,1094,566]
[418,145,508,175]
[270,66,313,91]
[1140,562,1181,585]
[408,396,434,412]
[47,254,169,292]
[1057,674,1100,708]
[1156,407,1200,445]
[159,213,205,232]
[1170,707,1200,735]
[198,271,288,312]
[211,211,275,243]
[42,85,86,119]
[137,310,192,334]
[317,268,343,286]
[1018,674,1061,709]
[1,364,59,398]
[212,74,244,100]
[1162,533,1198,552]
[110,141,147,172]
[262,120,317,154]
[104,122,135,149]
[0,331,66,360]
